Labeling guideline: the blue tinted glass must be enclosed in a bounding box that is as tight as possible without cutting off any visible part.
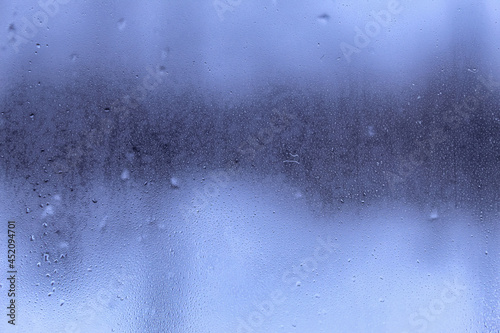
[0,1,499,332]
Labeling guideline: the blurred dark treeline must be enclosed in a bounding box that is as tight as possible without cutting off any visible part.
[1,67,499,212]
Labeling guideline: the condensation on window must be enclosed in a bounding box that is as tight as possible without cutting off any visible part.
[0,1,499,332]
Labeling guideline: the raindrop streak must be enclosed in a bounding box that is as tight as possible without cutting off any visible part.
[117,18,126,31]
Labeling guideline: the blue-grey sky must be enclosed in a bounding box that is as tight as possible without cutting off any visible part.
[1,0,499,100]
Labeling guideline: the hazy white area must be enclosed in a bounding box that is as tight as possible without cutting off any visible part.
[0,171,495,332]
[1,0,499,99]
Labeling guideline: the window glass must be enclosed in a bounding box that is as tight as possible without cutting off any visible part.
[0,1,499,332]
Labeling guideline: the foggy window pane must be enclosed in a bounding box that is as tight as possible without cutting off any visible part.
[0,1,499,332]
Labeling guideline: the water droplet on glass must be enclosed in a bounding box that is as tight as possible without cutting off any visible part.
[170,177,180,188]
[317,13,330,24]
[429,209,439,220]
[117,18,126,31]
[121,169,130,180]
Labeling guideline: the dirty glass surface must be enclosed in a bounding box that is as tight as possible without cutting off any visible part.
[0,1,499,332]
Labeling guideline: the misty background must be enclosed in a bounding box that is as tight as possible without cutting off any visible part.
[0,0,499,332]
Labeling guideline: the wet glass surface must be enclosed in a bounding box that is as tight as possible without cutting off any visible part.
[0,1,499,332]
